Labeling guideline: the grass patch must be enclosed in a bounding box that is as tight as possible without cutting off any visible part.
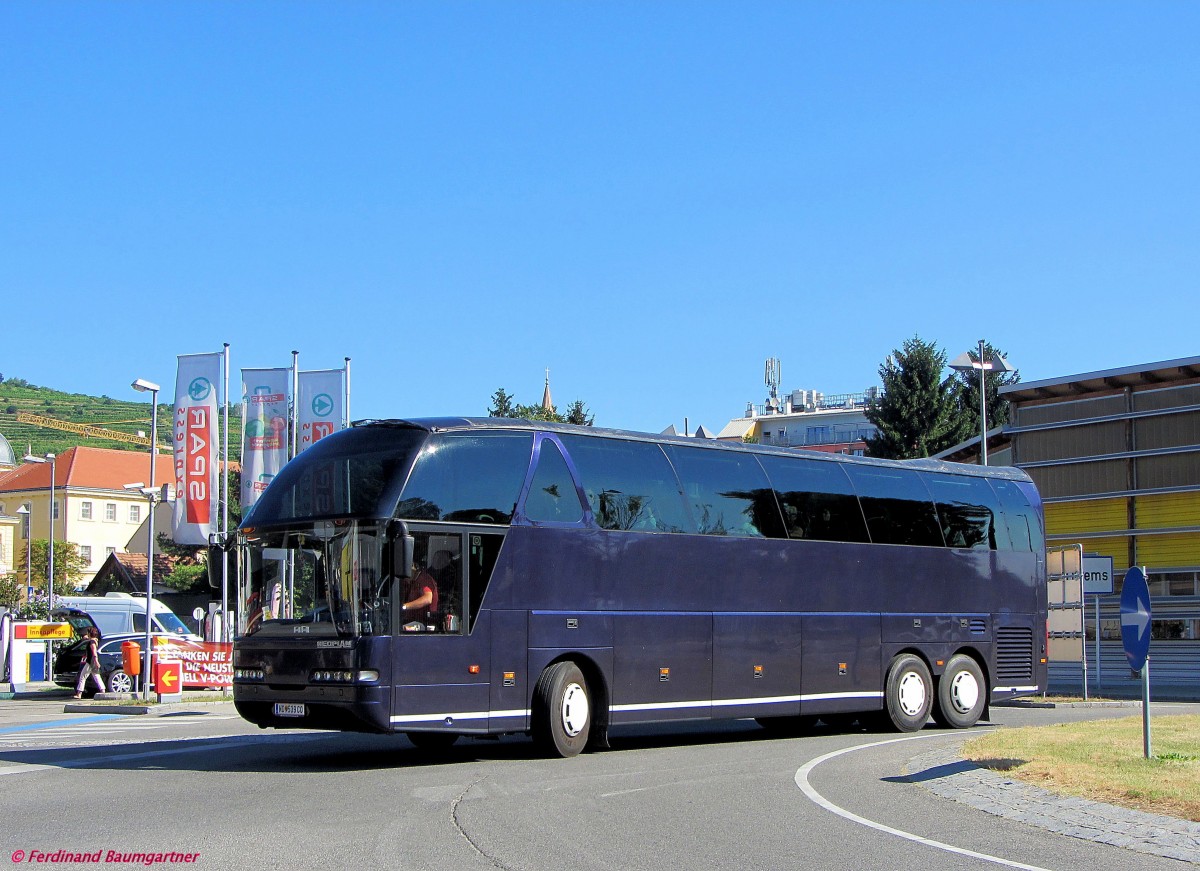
[964,715,1200,821]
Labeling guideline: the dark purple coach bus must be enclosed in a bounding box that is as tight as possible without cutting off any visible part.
[232,418,1047,757]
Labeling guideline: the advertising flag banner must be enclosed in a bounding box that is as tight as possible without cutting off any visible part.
[172,353,222,545]
[241,368,291,509]
[298,369,345,453]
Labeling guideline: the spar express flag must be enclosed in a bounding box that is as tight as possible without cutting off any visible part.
[240,368,290,509]
[172,353,222,545]
[298,368,345,453]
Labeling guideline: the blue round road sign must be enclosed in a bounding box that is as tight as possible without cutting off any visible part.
[1120,566,1152,672]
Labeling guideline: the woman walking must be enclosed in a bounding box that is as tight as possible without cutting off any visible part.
[73,628,105,698]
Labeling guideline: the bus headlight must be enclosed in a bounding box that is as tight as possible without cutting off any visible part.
[356,670,380,684]
[235,668,265,681]
[310,670,356,683]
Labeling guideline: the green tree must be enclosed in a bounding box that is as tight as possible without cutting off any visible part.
[563,400,594,426]
[487,388,518,418]
[0,574,22,611]
[19,539,90,595]
[951,341,1020,438]
[865,336,964,459]
[486,389,594,426]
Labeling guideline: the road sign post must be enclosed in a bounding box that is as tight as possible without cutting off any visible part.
[1120,566,1152,758]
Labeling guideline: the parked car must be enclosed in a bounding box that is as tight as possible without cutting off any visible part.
[53,631,193,695]
[55,593,195,638]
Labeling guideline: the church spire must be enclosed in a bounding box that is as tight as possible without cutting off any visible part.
[542,368,553,412]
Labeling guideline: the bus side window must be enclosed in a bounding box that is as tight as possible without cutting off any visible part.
[923,472,1009,551]
[558,435,696,534]
[468,533,505,629]
[843,465,945,547]
[523,439,585,525]
[664,445,786,538]
[758,455,869,543]
[989,479,1039,552]
[395,432,534,525]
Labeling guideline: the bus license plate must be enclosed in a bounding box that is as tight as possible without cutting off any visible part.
[274,703,306,718]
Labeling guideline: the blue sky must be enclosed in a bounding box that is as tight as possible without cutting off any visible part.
[3,3,1198,435]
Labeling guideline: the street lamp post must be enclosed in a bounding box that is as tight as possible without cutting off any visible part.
[132,378,161,700]
[950,340,1014,467]
[22,452,56,679]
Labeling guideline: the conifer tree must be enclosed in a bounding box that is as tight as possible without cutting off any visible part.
[865,336,964,459]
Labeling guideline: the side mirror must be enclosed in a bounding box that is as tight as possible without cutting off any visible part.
[390,520,415,580]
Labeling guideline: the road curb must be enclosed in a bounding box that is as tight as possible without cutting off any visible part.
[62,698,234,716]
[907,744,1200,863]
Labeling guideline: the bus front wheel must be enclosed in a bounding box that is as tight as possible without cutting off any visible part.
[883,654,932,732]
[533,661,591,758]
[932,654,986,729]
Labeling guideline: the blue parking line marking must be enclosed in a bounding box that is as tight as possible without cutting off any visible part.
[0,715,121,735]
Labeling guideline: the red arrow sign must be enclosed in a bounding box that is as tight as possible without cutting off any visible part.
[153,659,183,696]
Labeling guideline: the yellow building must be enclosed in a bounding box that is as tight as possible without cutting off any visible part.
[0,445,174,591]
[1000,356,1200,694]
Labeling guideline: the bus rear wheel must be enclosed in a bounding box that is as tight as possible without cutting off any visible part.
[533,661,591,758]
[932,654,986,729]
[882,654,932,732]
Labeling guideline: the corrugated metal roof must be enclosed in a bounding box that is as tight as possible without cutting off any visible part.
[1000,355,1200,402]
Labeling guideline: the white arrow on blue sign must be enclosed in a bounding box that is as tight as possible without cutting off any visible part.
[1120,566,1152,672]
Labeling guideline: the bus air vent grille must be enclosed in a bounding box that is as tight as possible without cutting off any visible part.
[969,619,986,635]
[996,626,1034,682]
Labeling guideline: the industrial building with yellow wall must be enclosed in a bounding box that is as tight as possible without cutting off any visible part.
[999,356,1200,695]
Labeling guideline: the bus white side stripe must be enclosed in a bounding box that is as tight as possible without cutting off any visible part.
[389,692,884,725]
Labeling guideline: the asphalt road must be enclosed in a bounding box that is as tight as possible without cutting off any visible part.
[0,698,1192,871]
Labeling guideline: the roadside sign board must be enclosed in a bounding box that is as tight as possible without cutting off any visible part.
[13,622,73,640]
[152,658,184,702]
[1047,546,1084,662]
[1082,555,1114,595]
[1120,566,1152,672]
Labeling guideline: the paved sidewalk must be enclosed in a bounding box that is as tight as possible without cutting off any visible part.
[907,744,1200,865]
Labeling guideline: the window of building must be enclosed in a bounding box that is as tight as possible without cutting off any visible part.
[52,501,59,520]
[80,545,92,565]
[105,503,117,522]
[105,546,116,558]
[129,504,141,523]
[21,504,30,538]
[80,501,93,520]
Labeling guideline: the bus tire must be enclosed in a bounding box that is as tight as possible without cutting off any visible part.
[933,654,986,729]
[883,654,932,732]
[533,661,591,758]
[407,732,460,751]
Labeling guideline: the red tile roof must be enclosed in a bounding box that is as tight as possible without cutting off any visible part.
[0,446,175,493]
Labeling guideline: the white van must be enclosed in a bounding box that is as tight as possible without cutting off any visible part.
[55,593,198,639]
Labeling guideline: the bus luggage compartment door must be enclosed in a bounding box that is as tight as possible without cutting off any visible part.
[800,614,882,717]
[611,613,712,724]
[712,614,803,719]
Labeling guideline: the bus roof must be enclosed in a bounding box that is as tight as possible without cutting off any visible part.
[352,417,1033,483]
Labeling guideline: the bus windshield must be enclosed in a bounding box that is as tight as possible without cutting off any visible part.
[239,520,388,639]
